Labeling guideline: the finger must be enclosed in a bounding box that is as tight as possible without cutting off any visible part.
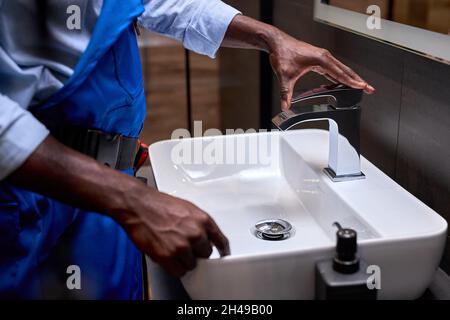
[205,218,230,257]
[320,58,367,91]
[329,56,375,94]
[317,50,366,89]
[279,78,296,111]
[192,233,213,258]
[323,74,338,84]
[177,247,197,271]
[312,66,338,84]
[161,258,187,278]
[330,56,365,83]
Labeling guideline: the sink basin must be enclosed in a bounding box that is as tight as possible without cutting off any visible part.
[149,129,447,300]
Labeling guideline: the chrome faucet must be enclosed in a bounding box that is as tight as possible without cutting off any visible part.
[272,84,365,182]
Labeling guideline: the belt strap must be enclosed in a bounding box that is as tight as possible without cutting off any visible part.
[51,127,138,171]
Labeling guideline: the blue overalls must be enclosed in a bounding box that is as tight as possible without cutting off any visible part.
[0,0,146,299]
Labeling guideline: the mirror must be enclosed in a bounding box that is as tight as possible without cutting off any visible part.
[325,0,450,35]
[314,0,450,64]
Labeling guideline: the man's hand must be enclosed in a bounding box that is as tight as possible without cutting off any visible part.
[267,34,375,110]
[9,136,229,277]
[116,186,230,277]
[223,15,375,110]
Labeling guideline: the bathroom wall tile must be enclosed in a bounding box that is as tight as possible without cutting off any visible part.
[272,0,450,275]
[396,53,450,271]
[273,0,402,178]
[332,29,404,178]
[272,0,336,118]
[140,39,189,145]
[220,0,261,130]
[273,0,335,50]
[273,0,335,92]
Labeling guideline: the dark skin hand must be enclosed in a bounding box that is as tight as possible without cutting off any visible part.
[9,137,229,277]
[7,14,374,278]
[223,15,375,110]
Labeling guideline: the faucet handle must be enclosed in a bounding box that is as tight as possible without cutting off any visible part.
[292,84,363,109]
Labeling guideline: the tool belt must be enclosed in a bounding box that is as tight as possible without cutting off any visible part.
[51,126,147,171]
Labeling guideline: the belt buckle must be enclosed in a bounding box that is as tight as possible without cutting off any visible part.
[87,129,121,169]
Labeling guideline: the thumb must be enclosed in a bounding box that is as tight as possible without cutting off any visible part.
[279,79,295,111]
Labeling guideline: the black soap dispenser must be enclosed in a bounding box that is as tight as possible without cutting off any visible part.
[315,222,377,300]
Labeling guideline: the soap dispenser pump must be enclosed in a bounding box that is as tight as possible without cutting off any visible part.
[315,222,377,300]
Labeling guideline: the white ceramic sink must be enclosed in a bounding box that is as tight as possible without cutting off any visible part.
[149,129,447,300]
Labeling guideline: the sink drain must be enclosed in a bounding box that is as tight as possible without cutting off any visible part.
[253,219,294,241]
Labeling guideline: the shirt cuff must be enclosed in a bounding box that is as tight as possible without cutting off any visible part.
[0,95,49,180]
[184,2,241,58]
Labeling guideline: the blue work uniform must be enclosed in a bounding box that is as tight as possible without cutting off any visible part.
[0,0,146,299]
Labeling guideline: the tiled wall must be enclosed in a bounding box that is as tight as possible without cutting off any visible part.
[220,1,261,130]
[139,31,223,145]
[271,0,450,272]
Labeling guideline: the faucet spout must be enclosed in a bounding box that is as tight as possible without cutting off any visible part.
[272,84,365,182]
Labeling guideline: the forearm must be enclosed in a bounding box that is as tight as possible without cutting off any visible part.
[222,14,374,110]
[222,15,281,53]
[7,136,230,275]
[8,136,147,220]
[139,0,240,58]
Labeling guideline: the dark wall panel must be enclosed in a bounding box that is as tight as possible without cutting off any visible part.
[396,53,450,271]
[272,0,450,273]
[220,1,261,130]
[271,0,335,122]
[332,29,403,178]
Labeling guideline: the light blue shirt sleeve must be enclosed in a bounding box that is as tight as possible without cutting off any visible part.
[139,0,241,58]
[0,0,240,180]
[0,94,49,180]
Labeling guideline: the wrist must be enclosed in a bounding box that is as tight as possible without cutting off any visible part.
[105,172,164,229]
[257,24,284,54]
[105,174,145,222]
[223,15,284,54]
